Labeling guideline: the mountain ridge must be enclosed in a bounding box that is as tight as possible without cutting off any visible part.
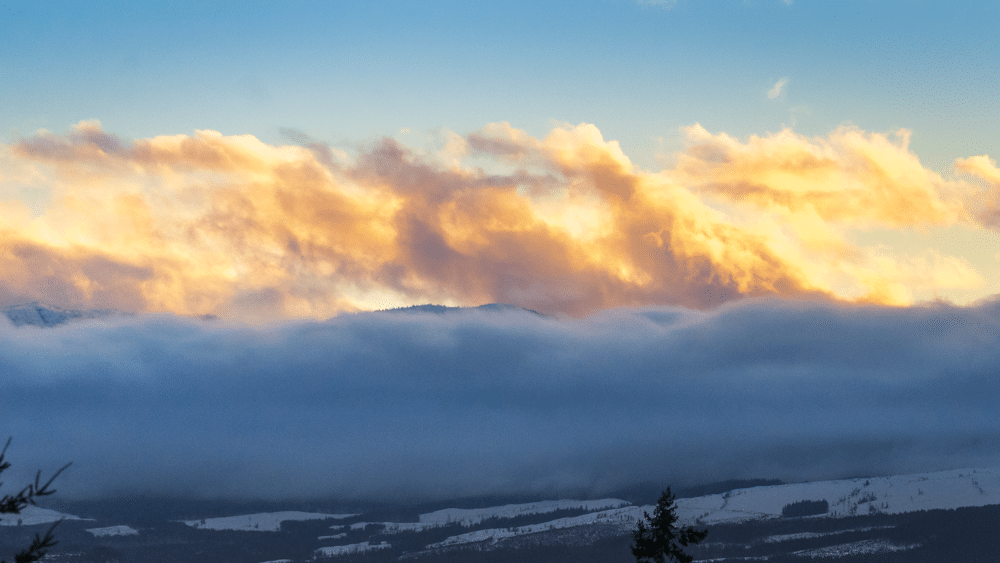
[1,301,117,328]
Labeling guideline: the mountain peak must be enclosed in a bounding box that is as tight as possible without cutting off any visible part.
[377,303,548,317]
[2,302,115,328]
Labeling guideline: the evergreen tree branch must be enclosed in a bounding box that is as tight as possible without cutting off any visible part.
[0,439,71,563]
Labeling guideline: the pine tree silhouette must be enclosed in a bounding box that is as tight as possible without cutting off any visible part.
[631,488,707,563]
[0,439,71,563]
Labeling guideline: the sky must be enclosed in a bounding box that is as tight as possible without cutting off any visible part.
[3,0,1000,502]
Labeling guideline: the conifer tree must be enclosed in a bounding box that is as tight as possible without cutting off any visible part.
[0,439,71,563]
[631,487,707,563]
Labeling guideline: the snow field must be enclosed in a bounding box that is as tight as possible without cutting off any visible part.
[349,498,628,534]
[314,541,390,557]
[675,466,1000,524]
[0,506,85,526]
[183,511,356,532]
[86,525,139,537]
[426,466,1000,548]
[792,539,920,557]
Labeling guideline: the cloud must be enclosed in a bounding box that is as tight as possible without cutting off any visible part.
[4,300,1000,501]
[0,120,993,319]
[768,77,789,100]
[955,154,1000,228]
[670,124,982,304]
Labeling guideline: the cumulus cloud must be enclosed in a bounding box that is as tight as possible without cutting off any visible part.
[955,154,1000,228]
[670,124,983,304]
[768,77,789,100]
[3,300,1000,501]
[0,120,993,319]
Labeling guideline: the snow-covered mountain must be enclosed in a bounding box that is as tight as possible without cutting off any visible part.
[376,303,548,317]
[1,301,545,328]
[1,302,115,328]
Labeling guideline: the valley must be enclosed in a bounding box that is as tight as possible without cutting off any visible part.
[5,466,1000,562]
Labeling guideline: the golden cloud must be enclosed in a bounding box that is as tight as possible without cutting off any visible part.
[0,120,992,319]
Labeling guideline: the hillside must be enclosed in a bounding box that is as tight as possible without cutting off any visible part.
[5,466,1000,562]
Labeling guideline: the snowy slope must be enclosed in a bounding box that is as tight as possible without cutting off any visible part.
[183,511,356,532]
[426,466,1000,548]
[315,541,391,557]
[427,505,645,548]
[760,526,893,544]
[349,498,627,533]
[0,505,86,526]
[87,525,139,537]
[674,466,1000,524]
[417,498,628,526]
[378,303,546,317]
[792,539,920,558]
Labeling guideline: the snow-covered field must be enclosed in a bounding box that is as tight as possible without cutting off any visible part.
[423,466,1000,548]
[14,464,994,560]
[425,505,645,548]
[86,525,139,537]
[183,511,356,532]
[675,466,1000,524]
[761,526,893,544]
[417,498,628,526]
[0,505,85,526]
[349,498,628,534]
[792,539,920,557]
[314,541,391,557]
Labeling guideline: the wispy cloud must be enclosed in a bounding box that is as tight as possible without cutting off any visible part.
[0,120,993,319]
[768,77,789,100]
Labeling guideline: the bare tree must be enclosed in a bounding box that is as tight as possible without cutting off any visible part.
[0,439,71,563]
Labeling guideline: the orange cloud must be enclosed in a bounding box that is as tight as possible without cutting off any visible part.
[0,120,992,319]
[955,154,1000,228]
[674,125,969,227]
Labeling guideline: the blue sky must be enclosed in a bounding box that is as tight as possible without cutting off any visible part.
[4,0,998,173]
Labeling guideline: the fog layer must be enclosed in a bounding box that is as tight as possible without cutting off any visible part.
[3,299,999,501]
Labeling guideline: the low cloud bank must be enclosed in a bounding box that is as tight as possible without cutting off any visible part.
[3,299,1000,501]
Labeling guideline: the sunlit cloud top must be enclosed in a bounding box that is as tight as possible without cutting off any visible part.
[2,120,998,320]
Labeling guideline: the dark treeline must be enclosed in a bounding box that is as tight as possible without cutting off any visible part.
[781,499,829,518]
